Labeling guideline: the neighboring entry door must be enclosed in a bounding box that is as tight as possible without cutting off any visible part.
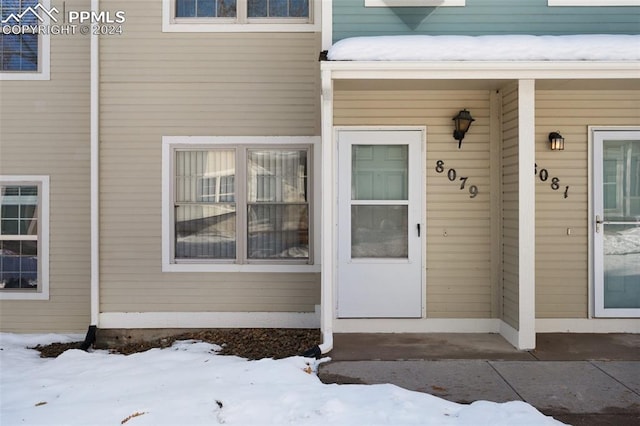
[337,129,423,318]
[593,130,640,317]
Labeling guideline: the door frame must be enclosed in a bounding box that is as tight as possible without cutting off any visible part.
[334,126,427,318]
[590,126,640,318]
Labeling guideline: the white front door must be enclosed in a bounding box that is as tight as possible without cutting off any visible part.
[593,130,640,317]
[337,129,423,318]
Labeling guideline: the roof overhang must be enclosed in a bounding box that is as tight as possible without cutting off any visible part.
[321,60,640,81]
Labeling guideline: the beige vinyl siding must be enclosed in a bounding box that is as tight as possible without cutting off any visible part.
[0,0,90,332]
[99,2,320,314]
[334,85,494,319]
[535,89,640,318]
[501,83,519,330]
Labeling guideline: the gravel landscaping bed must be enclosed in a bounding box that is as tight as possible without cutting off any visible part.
[33,329,321,360]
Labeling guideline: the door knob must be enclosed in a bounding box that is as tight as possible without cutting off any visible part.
[596,215,603,233]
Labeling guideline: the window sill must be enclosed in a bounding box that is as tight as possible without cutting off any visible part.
[0,290,49,300]
[0,70,50,81]
[163,263,321,273]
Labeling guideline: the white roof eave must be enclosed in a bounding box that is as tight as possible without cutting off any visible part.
[320,60,640,80]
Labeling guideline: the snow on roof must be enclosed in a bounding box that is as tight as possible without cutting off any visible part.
[327,35,640,62]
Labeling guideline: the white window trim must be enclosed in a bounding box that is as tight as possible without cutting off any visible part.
[162,136,321,273]
[549,0,640,5]
[365,0,465,7]
[162,0,321,33]
[0,175,49,300]
[0,0,51,81]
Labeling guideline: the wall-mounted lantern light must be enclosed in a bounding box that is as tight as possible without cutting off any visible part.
[548,131,565,151]
[453,109,475,149]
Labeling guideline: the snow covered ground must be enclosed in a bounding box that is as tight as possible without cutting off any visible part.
[0,333,564,426]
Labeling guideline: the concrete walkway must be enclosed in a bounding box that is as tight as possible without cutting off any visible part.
[318,333,640,426]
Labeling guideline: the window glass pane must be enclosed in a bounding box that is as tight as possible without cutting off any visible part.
[248,0,267,17]
[247,149,309,260]
[1,185,38,235]
[175,205,236,259]
[247,204,308,259]
[352,145,408,201]
[290,0,308,17]
[175,150,235,203]
[176,0,236,17]
[0,0,39,25]
[217,0,236,16]
[0,33,38,72]
[247,150,307,203]
[175,150,237,259]
[351,205,408,258]
[0,240,38,290]
[603,140,640,220]
[269,0,287,16]
[176,0,196,17]
[197,0,215,16]
[248,0,309,17]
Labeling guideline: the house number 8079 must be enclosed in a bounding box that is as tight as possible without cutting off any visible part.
[435,160,478,198]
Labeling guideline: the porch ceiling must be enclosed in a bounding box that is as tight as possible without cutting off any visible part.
[334,78,640,92]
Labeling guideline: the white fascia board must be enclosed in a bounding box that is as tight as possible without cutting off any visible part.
[321,0,332,51]
[321,61,640,80]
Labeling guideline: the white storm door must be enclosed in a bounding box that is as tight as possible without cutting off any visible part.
[337,129,423,318]
[593,130,640,317]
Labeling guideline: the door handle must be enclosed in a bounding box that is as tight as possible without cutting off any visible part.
[417,223,421,237]
[596,215,603,233]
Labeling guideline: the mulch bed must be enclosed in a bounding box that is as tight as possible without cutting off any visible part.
[32,329,321,360]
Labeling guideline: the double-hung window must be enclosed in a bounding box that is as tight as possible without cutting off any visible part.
[0,176,49,300]
[164,137,318,272]
[0,0,51,80]
[163,0,320,32]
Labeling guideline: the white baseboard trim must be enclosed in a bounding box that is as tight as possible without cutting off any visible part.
[99,311,320,329]
[536,318,640,333]
[499,321,520,349]
[333,318,502,333]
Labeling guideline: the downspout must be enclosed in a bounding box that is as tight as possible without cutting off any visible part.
[303,65,334,359]
[81,0,100,350]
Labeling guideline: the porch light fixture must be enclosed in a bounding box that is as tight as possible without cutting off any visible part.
[452,109,475,149]
[548,131,565,151]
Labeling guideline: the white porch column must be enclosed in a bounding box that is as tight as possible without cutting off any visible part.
[319,68,335,353]
[518,79,536,349]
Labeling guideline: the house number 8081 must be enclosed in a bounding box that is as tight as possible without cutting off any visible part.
[435,160,479,198]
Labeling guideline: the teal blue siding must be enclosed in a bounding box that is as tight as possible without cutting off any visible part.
[333,0,640,42]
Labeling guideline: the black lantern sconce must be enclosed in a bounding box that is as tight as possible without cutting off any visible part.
[452,109,475,149]
[548,131,565,151]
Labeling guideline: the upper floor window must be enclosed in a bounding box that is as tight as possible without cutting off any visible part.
[0,176,49,300]
[163,0,320,32]
[0,0,50,80]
